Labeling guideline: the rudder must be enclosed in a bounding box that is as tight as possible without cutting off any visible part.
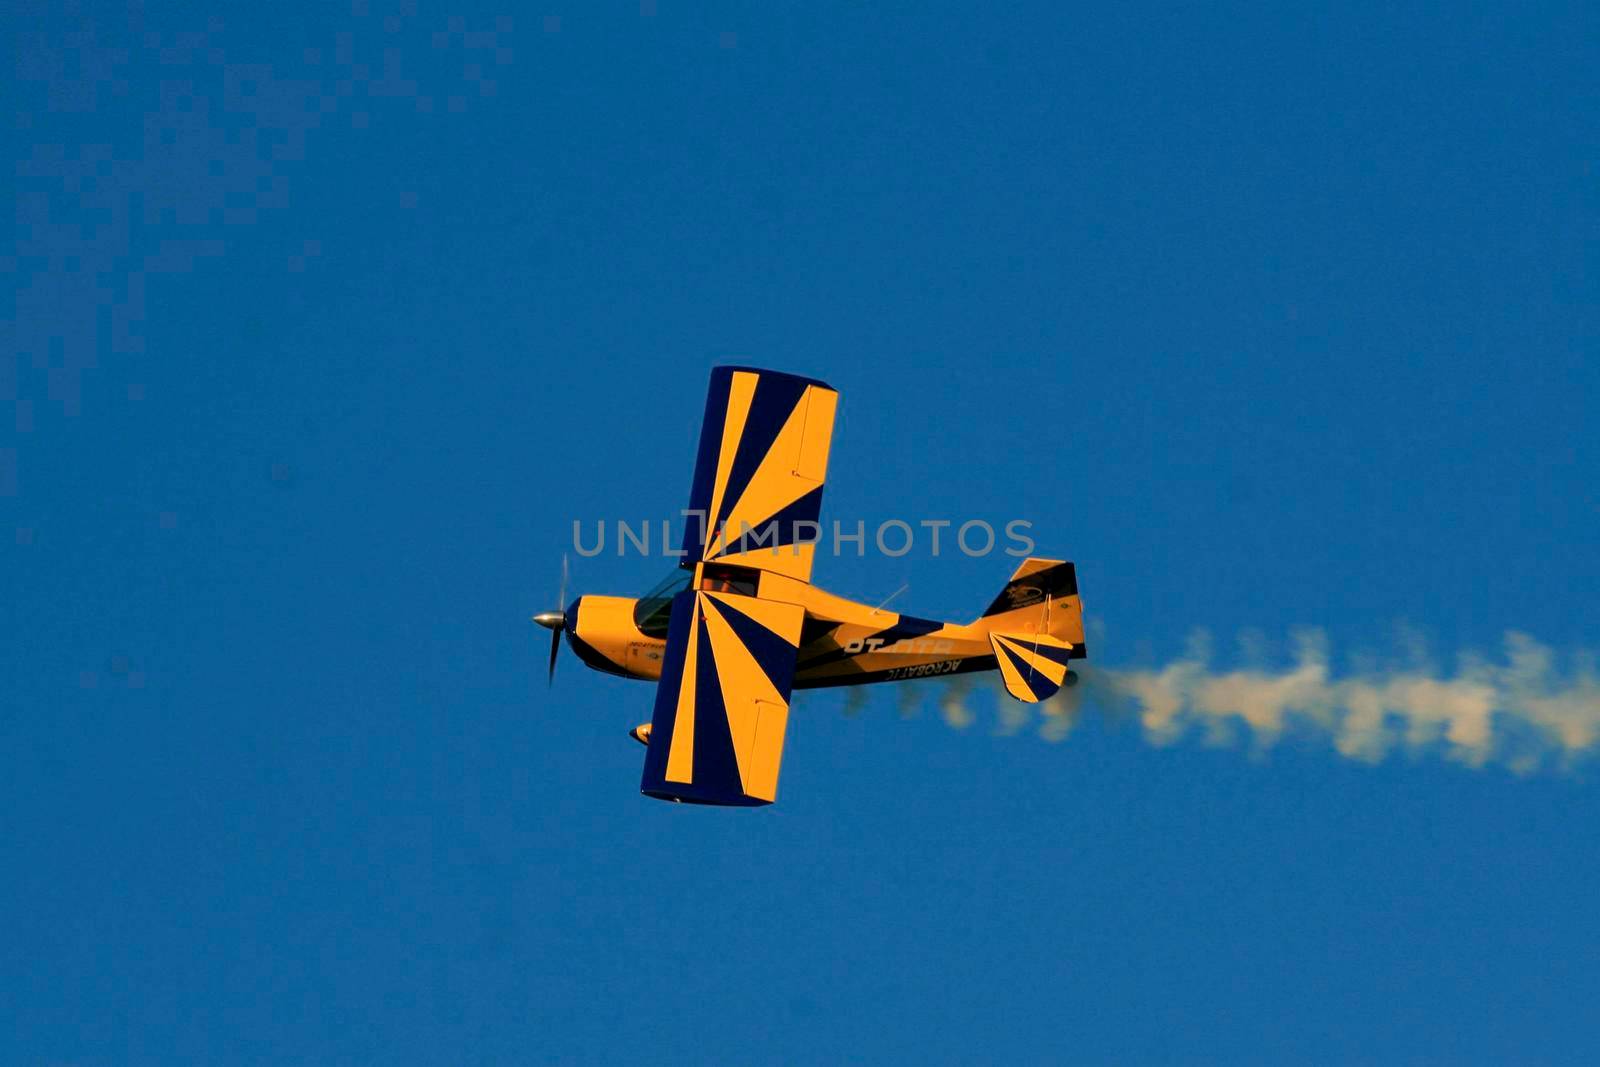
[976,557,1087,660]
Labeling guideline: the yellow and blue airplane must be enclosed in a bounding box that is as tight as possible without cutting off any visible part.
[534,366,1087,806]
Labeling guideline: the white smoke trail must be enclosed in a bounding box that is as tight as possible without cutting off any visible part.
[909,630,1600,774]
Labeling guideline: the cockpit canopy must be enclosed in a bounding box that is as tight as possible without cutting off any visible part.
[632,567,691,638]
[631,562,764,638]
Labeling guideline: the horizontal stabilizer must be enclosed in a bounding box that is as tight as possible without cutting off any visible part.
[988,631,1076,703]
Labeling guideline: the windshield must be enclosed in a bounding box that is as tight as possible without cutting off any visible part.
[633,566,692,638]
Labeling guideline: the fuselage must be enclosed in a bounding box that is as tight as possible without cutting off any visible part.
[563,566,1002,689]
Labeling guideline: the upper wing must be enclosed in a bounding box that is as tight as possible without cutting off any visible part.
[680,366,838,583]
[640,588,805,806]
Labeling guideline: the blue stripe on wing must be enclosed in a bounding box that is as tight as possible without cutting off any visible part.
[702,594,799,695]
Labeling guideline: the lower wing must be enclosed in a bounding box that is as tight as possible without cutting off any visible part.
[640,588,805,806]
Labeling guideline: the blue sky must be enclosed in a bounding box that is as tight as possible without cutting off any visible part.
[8,2,1599,1063]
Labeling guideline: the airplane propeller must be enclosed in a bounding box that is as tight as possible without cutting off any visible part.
[532,553,569,686]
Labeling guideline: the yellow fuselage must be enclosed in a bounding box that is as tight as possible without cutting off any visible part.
[563,564,1077,690]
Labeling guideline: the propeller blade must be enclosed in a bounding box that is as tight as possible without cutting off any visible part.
[544,553,570,687]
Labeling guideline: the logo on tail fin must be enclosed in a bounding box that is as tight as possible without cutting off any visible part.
[982,560,1078,617]
[1000,585,1044,611]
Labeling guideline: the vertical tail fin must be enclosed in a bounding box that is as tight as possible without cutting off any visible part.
[975,558,1087,660]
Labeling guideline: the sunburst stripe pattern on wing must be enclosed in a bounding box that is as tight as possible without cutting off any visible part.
[640,588,805,805]
[640,589,699,785]
[678,367,837,582]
